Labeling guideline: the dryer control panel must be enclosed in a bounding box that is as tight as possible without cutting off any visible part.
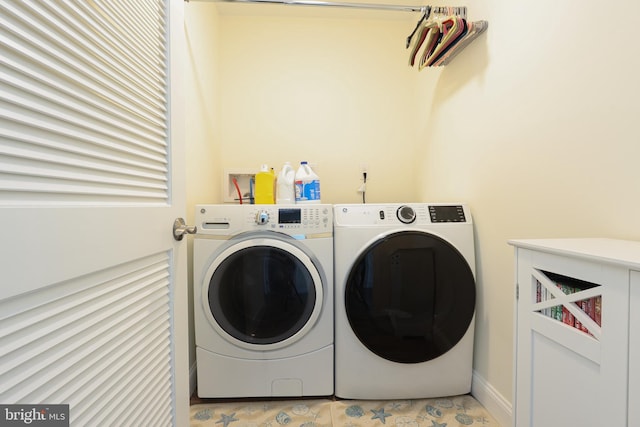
[333,203,471,226]
[428,205,466,223]
[196,204,333,236]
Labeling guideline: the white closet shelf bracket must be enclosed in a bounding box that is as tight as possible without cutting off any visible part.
[186,0,428,14]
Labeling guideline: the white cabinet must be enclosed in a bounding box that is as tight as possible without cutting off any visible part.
[629,271,640,425]
[509,238,640,427]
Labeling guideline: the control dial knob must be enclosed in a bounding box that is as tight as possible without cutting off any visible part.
[397,205,416,224]
[255,210,270,225]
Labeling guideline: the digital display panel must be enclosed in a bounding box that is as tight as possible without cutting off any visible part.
[430,205,466,222]
[278,208,301,224]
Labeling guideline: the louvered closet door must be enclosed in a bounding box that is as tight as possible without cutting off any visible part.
[0,1,188,426]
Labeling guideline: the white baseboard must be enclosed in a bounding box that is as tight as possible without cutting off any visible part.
[471,370,512,427]
[189,361,197,397]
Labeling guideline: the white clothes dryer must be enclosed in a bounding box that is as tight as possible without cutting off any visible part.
[193,204,333,398]
[333,203,476,399]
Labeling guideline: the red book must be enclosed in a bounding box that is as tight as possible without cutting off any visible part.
[562,306,575,327]
[578,300,588,333]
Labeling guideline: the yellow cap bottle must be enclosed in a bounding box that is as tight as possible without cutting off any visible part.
[255,164,275,204]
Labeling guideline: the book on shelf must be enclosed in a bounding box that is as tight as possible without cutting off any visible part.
[534,274,602,335]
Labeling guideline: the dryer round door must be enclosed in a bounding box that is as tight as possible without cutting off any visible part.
[345,230,475,363]
[202,235,324,351]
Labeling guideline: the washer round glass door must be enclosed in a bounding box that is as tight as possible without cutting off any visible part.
[345,231,475,363]
[203,236,324,351]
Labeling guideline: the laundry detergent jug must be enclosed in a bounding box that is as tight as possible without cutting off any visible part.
[294,161,321,204]
[276,162,295,204]
[255,164,275,204]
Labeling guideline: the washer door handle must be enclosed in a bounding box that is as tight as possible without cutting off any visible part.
[173,217,197,241]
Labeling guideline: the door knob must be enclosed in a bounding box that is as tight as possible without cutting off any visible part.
[173,218,197,241]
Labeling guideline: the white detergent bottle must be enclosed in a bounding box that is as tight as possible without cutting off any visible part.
[294,161,321,204]
[276,162,295,204]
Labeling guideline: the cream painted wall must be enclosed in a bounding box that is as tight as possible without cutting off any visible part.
[416,0,640,405]
[185,3,222,373]
[215,4,424,204]
[185,4,221,209]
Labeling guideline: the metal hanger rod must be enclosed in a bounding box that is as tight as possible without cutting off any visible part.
[218,0,427,13]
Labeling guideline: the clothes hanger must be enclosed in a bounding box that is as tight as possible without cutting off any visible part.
[436,20,488,66]
[409,6,448,67]
[414,21,441,67]
[406,5,483,69]
[405,6,431,49]
[426,7,483,67]
[417,6,449,69]
[420,13,467,68]
[408,18,440,66]
[430,20,474,67]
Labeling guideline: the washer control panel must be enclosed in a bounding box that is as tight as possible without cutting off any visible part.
[196,204,333,236]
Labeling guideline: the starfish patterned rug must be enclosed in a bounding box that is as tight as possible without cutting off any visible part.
[190,394,500,426]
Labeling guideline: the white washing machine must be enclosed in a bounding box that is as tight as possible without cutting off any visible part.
[193,204,333,398]
[334,203,476,399]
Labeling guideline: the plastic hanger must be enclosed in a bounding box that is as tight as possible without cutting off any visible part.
[406,5,482,68]
[416,7,448,69]
[435,20,488,66]
[414,22,441,67]
[420,11,468,68]
[426,16,467,67]
[408,19,440,66]
[409,6,446,67]
[405,6,431,49]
